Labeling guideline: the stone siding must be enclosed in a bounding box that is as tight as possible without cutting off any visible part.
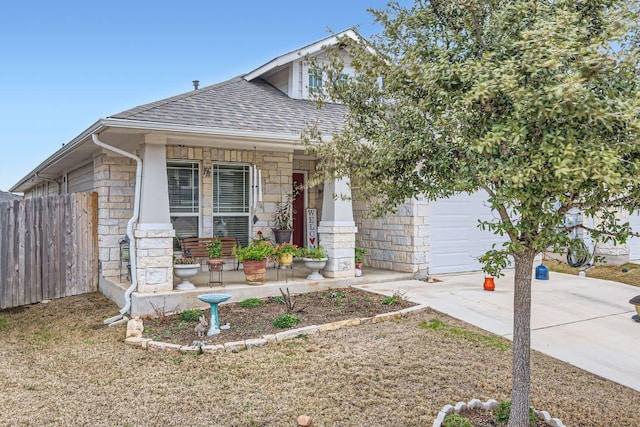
[94,151,136,280]
[168,146,319,243]
[354,197,430,276]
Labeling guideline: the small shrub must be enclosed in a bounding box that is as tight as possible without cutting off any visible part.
[273,314,300,329]
[180,309,203,322]
[238,298,263,309]
[381,290,406,305]
[442,414,473,427]
[493,401,537,425]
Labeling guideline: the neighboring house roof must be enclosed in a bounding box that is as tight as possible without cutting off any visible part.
[110,77,346,135]
[0,190,21,202]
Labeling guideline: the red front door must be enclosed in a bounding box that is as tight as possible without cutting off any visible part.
[292,173,305,247]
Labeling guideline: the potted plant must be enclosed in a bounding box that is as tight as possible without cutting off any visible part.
[272,182,301,244]
[300,245,328,280]
[206,237,224,271]
[173,257,201,290]
[273,242,298,268]
[233,241,274,285]
[355,246,366,268]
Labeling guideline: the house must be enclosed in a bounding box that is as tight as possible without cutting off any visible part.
[0,191,21,202]
[13,29,633,316]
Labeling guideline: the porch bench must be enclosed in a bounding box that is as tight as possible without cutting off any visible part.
[180,237,241,270]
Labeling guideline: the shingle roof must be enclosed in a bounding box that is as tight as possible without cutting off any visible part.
[110,77,346,136]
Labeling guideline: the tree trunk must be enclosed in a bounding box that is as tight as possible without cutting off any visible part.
[508,249,537,427]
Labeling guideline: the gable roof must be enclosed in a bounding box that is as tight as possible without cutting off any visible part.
[243,28,362,82]
[110,76,346,135]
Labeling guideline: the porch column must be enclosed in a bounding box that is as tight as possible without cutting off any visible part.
[318,177,357,278]
[134,135,175,293]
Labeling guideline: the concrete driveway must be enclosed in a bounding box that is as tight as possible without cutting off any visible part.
[355,269,640,392]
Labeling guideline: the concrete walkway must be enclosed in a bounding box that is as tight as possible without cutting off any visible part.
[354,270,640,392]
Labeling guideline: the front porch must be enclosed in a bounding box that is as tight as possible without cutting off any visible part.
[100,263,414,318]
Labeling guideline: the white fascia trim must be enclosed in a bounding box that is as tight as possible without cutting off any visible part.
[101,118,304,143]
[243,29,361,82]
[9,120,104,192]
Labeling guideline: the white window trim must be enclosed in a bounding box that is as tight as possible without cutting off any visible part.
[167,159,202,238]
[211,162,252,245]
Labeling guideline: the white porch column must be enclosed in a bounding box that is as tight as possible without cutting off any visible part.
[135,135,175,293]
[318,177,357,278]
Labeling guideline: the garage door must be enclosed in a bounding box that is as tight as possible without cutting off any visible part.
[629,210,640,262]
[429,191,508,274]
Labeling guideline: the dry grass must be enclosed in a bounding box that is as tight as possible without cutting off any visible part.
[543,257,640,287]
[1,292,639,426]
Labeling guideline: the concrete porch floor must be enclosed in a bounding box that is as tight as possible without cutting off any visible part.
[100,261,415,318]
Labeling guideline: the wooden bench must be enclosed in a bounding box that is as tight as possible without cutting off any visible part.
[180,237,240,270]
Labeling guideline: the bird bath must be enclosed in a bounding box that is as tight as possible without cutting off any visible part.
[197,293,232,336]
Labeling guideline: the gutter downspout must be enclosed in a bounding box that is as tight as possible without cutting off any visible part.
[92,134,142,326]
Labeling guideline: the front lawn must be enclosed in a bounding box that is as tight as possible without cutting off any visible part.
[543,256,640,287]
[1,292,639,426]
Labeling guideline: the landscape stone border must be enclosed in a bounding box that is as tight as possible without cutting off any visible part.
[432,398,567,427]
[124,304,430,353]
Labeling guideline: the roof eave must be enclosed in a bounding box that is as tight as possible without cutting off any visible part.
[10,120,105,193]
[10,117,321,193]
[102,117,305,143]
[243,29,362,82]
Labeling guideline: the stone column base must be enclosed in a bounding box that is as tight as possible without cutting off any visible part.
[134,224,175,293]
[318,222,358,279]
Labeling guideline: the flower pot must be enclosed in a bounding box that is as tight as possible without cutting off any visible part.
[174,263,201,290]
[242,259,268,285]
[208,258,224,271]
[272,229,293,244]
[303,257,327,280]
[278,253,294,268]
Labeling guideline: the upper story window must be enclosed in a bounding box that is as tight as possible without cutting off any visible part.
[308,68,323,95]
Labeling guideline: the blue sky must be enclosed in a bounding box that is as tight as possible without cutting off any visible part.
[0,0,396,192]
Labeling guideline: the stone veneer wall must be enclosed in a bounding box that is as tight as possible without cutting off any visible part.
[92,146,319,280]
[353,197,430,277]
[93,150,136,280]
[167,146,319,243]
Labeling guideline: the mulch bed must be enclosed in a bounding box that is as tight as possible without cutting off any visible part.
[143,287,416,345]
[456,409,549,426]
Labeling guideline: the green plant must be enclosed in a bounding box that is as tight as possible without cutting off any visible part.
[0,314,8,329]
[273,242,299,257]
[381,290,406,305]
[238,298,263,309]
[442,414,473,427]
[233,241,274,261]
[493,401,537,425]
[355,246,367,263]
[299,245,327,259]
[206,238,223,259]
[272,182,301,230]
[273,314,300,329]
[174,256,197,265]
[180,309,203,322]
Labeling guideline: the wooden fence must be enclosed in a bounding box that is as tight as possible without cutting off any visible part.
[0,192,98,309]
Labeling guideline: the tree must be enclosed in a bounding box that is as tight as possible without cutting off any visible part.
[307,1,640,425]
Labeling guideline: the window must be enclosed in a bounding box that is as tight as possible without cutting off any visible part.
[167,162,200,246]
[212,163,250,246]
[308,68,323,95]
